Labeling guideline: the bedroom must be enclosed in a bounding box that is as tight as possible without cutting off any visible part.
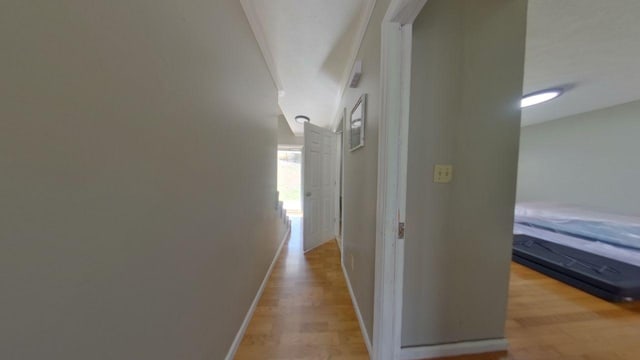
[504,1,640,357]
[514,0,640,303]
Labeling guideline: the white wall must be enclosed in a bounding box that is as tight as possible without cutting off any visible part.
[402,0,527,347]
[517,99,640,216]
[0,1,282,359]
[278,115,304,148]
[337,0,391,342]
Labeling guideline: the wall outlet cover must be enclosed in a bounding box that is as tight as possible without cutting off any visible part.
[434,164,453,183]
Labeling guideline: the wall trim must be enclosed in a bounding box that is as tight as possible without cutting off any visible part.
[224,225,291,360]
[341,261,373,356]
[399,338,508,360]
[373,1,428,359]
[387,0,429,24]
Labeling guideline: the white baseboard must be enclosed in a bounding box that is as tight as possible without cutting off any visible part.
[225,226,291,360]
[399,338,508,360]
[341,262,373,356]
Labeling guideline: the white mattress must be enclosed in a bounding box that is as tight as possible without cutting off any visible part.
[515,202,640,251]
[514,202,640,267]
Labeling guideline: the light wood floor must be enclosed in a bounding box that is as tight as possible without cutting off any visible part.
[236,218,640,359]
[445,263,640,360]
[234,217,369,360]
[511,262,640,359]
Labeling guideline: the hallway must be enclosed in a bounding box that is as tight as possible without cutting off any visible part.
[234,220,640,360]
[234,217,369,359]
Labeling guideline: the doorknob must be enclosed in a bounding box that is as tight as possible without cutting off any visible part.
[305,192,312,197]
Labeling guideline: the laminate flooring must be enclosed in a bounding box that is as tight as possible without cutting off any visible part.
[235,217,368,360]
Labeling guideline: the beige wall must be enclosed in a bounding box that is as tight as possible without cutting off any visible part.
[0,1,282,359]
[402,0,527,347]
[518,99,640,216]
[337,0,391,342]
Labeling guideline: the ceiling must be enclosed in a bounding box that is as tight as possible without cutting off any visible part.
[243,0,373,135]
[523,0,640,126]
[245,0,640,132]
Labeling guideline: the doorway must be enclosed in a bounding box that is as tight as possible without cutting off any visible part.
[277,149,302,217]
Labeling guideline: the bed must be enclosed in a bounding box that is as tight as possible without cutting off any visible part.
[512,203,640,302]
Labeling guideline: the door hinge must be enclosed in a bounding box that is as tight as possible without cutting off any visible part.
[398,222,405,239]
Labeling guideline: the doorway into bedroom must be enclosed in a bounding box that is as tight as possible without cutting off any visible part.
[514,0,640,296]
[277,149,302,217]
[505,1,640,358]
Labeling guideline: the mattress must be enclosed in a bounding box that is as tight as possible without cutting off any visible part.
[513,203,640,302]
[514,223,640,267]
[515,202,640,250]
[513,234,640,302]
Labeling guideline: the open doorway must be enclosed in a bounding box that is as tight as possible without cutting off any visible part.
[512,0,640,308]
[277,149,302,217]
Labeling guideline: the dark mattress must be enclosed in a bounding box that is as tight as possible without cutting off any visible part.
[513,234,640,302]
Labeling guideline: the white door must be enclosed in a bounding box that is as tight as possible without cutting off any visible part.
[303,122,337,252]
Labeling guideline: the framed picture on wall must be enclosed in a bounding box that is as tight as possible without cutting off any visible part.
[350,94,367,151]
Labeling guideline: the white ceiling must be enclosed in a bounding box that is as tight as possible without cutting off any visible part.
[245,0,372,135]
[245,0,640,131]
[523,0,640,126]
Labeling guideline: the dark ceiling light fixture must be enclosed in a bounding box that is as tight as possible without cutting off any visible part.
[295,115,310,124]
[521,88,564,108]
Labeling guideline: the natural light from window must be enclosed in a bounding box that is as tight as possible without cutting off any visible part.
[277,150,302,216]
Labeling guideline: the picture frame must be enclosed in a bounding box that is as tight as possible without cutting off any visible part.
[349,94,367,151]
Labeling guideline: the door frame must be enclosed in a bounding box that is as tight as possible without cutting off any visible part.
[373,1,428,359]
[334,109,346,252]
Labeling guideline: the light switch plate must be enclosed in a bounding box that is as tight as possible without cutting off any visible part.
[434,164,453,183]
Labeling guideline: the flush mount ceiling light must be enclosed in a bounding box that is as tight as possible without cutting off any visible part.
[521,88,563,108]
[294,115,310,124]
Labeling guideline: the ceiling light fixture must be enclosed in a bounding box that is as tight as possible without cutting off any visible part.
[295,115,310,124]
[521,88,563,108]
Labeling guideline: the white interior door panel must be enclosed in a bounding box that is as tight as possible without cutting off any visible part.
[303,122,337,252]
